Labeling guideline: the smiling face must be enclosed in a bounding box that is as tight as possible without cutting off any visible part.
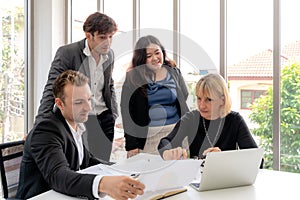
[86,31,115,54]
[55,83,92,128]
[145,43,164,72]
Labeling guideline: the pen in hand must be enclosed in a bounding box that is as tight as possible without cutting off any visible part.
[131,173,140,180]
[129,174,144,195]
[179,147,188,160]
[163,147,188,160]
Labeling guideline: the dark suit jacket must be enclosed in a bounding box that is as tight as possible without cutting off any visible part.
[16,108,105,199]
[35,39,118,123]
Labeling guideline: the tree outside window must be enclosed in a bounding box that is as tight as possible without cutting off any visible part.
[250,63,300,173]
[0,1,25,143]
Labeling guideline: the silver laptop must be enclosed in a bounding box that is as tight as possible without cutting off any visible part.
[190,148,264,191]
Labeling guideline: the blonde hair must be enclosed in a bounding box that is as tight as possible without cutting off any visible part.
[195,73,232,117]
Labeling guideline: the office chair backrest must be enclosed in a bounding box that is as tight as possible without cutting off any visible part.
[0,140,24,199]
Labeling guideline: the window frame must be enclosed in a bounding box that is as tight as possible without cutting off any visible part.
[240,89,266,110]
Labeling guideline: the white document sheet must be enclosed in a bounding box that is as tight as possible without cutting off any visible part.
[79,154,202,193]
[113,159,201,192]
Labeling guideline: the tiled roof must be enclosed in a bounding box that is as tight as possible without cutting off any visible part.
[228,40,300,80]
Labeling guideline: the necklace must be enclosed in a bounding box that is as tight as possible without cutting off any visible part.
[202,117,223,147]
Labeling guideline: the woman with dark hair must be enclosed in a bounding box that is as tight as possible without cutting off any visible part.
[121,35,189,158]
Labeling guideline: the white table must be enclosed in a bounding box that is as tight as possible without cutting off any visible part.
[29,169,299,200]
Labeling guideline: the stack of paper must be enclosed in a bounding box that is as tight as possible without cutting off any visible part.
[79,154,202,200]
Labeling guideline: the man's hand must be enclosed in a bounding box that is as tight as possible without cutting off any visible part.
[99,176,145,200]
[162,147,187,160]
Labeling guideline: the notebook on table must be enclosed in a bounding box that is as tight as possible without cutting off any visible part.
[190,148,264,191]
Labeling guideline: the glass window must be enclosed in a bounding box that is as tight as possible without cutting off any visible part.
[139,0,174,62]
[103,0,133,33]
[181,0,220,109]
[0,0,25,142]
[227,0,273,114]
[140,0,173,31]
[227,0,274,169]
[241,90,265,109]
[71,0,97,42]
[241,91,251,109]
[67,0,300,173]
[103,0,134,131]
[280,0,300,173]
[103,0,134,77]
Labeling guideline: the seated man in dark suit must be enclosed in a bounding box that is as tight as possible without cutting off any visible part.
[16,70,145,200]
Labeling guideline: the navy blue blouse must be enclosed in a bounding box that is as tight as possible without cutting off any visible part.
[147,72,179,126]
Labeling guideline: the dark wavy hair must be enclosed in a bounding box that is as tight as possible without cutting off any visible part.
[130,35,176,70]
[127,35,177,95]
[83,12,117,36]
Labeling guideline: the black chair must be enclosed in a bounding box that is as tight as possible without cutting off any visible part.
[0,140,24,199]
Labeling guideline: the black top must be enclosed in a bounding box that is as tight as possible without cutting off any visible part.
[158,110,258,158]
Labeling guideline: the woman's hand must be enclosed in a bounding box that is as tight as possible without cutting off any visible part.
[162,147,187,160]
[127,149,139,158]
[203,147,221,156]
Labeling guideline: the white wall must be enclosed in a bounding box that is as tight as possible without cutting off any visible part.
[29,0,66,129]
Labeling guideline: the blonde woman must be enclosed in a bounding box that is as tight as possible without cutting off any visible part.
[158,73,258,160]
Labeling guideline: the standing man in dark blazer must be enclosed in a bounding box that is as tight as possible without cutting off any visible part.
[35,12,118,161]
[17,70,144,200]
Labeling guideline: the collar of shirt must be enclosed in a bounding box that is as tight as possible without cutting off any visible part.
[65,120,86,137]
[83,39,109,63]
[65,120,86,165]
